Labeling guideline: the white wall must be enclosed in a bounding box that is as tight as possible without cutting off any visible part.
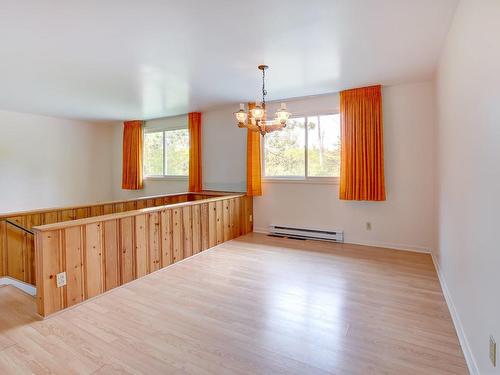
[435,1,500,373]
[252,82,436,252]
[0,110,115,214]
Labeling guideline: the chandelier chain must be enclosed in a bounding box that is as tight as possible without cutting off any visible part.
[262,68,267,107]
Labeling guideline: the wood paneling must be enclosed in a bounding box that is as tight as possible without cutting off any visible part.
[0,192,218,285]
[216,201,223,245]
[192,204,201,255]
[33,195,252,317]
[182,206,192,258]
[64,226,83,307]
[84,223,103,299]
[148,212,161,273]
[160,210,172,268]
[200,203,209,251]
[120,216,135,284]
[103,220,120,291]
[172,209,183,263]
[208,202,216,248]
[134,215,148,278]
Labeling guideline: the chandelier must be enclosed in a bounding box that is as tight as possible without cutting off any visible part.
[235,65,291,135]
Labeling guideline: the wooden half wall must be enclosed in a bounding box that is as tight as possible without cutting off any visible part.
[0,192,214,285]
[33,194,253,317]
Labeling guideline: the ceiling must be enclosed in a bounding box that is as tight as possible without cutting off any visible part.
[0,0,458,121]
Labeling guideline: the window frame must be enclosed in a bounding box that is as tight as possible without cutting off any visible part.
[143,125,189,180]
[262,111,340,185]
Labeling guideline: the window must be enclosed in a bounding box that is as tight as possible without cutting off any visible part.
[263,114,340,180]
[143,128,189,178]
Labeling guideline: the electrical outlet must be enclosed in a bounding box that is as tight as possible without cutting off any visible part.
[56,272,67,288]
[366,222,372,230]
[490,335,497,367]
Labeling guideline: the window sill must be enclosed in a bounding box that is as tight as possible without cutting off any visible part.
[263,177,339,185]
[144,176,188,181]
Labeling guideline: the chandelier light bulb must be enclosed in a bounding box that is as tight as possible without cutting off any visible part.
[234,103,248,124]
[275,102,291,124]
[251,104,265,121]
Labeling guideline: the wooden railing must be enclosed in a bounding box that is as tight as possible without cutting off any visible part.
[0,192,218,285]
[32,192,253,317]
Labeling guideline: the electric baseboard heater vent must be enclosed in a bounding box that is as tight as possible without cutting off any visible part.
[269,225,344,243]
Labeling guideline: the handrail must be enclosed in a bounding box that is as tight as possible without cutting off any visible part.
[0,191,237,219]
[32,192,246,233]
[4,219,34,235]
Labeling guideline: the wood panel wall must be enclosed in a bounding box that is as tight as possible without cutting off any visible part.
[34,195,253,317]
[0,193,218,285]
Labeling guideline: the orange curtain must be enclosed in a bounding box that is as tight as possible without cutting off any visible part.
[188,112,203,192]
[246,102,262,196]
[339,85,386,201]
[122,120,144,190]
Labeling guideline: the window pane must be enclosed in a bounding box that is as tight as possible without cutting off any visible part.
[307,114,341,177]
[143,131,164,176]
[165,129,189,176]
[264,118,306,177]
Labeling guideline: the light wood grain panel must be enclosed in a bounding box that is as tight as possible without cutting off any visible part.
[6,216,25,281]
[120,217,135,284]
[192,204,201,255]
[148,212,161,273]
[75,208,90,219]
[172,209,183,263]
[64,226,83,307]
[208,202,216,248]
[43,211,60,225]
[233,198,241,237]
[125,201,137,212]
[91,206,104,217]
[103,220,120,291]
[136,200,147,209]
[114,203,125,213]
[84,223,103,299]
[223,199,231,242]
[103,204,114,215]
[160,210,172,267]
[25,214,41,284]
[216,200,224,245]
[182,206,192,258]
[60,209,76,222]
[135,215,148,278]
[200,203,209,251]
[38,230,62,316]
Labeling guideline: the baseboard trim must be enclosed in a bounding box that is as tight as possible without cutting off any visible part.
[431,253,479,375]
[253,227,431,254]
[0,277,37,296]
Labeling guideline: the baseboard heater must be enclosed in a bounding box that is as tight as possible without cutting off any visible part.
[269,225,344,243]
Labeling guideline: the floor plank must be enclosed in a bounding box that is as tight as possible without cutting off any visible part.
[0,233,468,374]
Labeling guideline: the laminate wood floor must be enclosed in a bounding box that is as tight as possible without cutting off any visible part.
[0,233,468,374]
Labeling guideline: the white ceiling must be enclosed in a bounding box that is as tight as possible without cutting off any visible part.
[0,0,458,121]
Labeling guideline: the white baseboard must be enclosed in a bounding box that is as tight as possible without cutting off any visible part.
[431,253,479,375]
[253,227,431,254]
[0,277,37,296]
